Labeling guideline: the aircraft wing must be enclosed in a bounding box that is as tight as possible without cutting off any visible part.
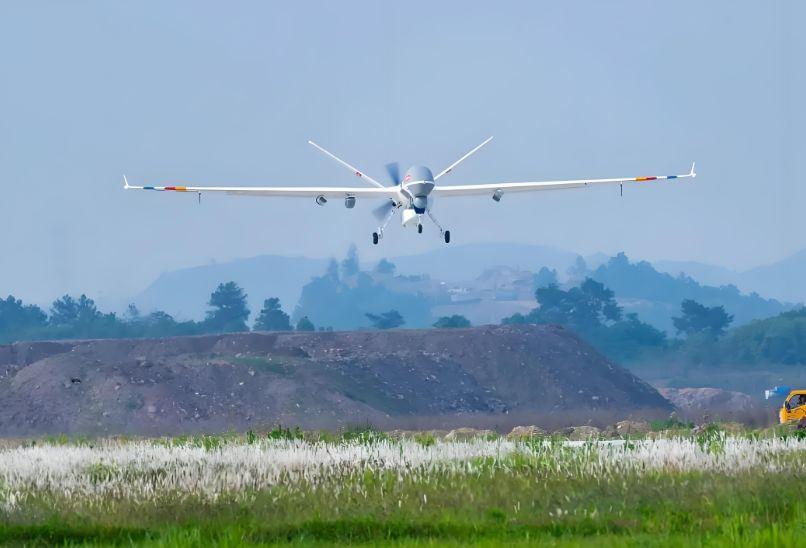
[431,163,696,197]
[123,178,399,199]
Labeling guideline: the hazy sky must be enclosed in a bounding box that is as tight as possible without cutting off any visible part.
[1,1,803,308]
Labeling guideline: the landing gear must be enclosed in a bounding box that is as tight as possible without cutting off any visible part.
[417,224,423,234]
[426,209,451,244]
[372,204,398,245]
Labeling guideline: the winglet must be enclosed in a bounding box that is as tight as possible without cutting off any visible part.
[123,175,130,189]
[690,162,696,178]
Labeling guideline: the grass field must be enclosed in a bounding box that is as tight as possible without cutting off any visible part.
[0,428,804,546]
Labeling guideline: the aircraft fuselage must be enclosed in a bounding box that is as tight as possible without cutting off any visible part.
[396,165,435,226]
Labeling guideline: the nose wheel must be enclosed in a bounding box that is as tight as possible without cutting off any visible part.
[372,232,379,245]
[418,224,423,234]
[444,230,451,244]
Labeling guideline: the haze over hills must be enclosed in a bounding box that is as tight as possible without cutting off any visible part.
[655,249,806,305]
[384,243,579,282]
[130,243,793,334]
[590,254,788,334]
[135,255,330,322]
[133,243,580,321]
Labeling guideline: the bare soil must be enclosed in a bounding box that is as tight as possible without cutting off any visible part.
[0,325,671,436]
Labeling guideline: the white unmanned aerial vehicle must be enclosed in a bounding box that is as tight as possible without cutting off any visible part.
[124,137,695,245]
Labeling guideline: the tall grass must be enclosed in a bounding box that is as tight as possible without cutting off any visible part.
[0,434,803,545]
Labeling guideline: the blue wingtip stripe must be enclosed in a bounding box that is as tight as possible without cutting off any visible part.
[667,175,677,179]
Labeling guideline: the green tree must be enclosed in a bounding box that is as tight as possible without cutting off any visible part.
[373,258,396,275]
[128,310,201,338]
[205,282,250,333]
[48,294,124,339]
[254,298,292,331]
[0,295,47,343]
[340,244,360,278]
[433,315,471,328]
[50,294,101,326]
[593,313,666,361]
[296,316,315,331]
[534,267,558,289]
[566,256,588,283]
[524,278,622,331]
[673,299,733,337]
[125,304,141,320]
[366,310,404,330]
[719,308,806,365]
[502,279,663,362]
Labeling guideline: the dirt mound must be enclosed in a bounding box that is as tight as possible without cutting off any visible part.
[659,387,755,412]
[0,325,671,436]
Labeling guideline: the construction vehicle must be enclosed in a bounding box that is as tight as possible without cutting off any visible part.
[779,389,806,427]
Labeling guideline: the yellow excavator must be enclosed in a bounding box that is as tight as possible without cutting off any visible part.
[779,389,806,427]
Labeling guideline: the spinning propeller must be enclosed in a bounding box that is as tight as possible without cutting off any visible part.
[372,162,402,221]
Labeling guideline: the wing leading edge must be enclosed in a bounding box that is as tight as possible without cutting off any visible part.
[123,177,398,199]
[431,163,696,197]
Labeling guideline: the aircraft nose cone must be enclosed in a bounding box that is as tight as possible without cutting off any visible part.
[404,166,434,182]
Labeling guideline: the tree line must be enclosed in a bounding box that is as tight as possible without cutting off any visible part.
[0,282,311,344]
[3,274,802,367]
[502,277,734,362]
[0,281,467,345]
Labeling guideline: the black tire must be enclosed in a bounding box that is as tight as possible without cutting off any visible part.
[444,230,451,244]
[372,232,379,245]
[418,224,423,234]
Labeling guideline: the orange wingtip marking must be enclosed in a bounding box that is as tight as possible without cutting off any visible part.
[635,177,657,182]
[165,186,188,191]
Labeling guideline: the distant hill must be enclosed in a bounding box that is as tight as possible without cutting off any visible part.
[591,254,789,333]
[386,243,579,282]
[739,249,806,304]
[652,260,739,289]
[130,244,800,332]
[132,244,580,321]
[133,255,329,321]
[654,249,806,305]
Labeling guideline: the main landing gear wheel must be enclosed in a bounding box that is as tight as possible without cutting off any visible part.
[418,224,423,234]
[372,232,379,245]
[444,230,451,244]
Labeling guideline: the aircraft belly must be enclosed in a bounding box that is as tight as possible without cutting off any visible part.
[401,208,419,227]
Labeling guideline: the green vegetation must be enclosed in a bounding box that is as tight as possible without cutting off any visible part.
[253,297,292,331]
[205,281,250,333]
[589,253,785,332]
[293,249,433,330]
[3,248,805,381]
[650,417,695,432]
[717,308,806,365]
[366,309,405,330]
[295,316,316,332]
[0,284,301,344]
[230,355,293,375]
[266,425,304,441]
[0,433,802,546]
[433,314,471,328]
[673,299,733,337]
[503,278,666,361]
[502,269,806,373]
